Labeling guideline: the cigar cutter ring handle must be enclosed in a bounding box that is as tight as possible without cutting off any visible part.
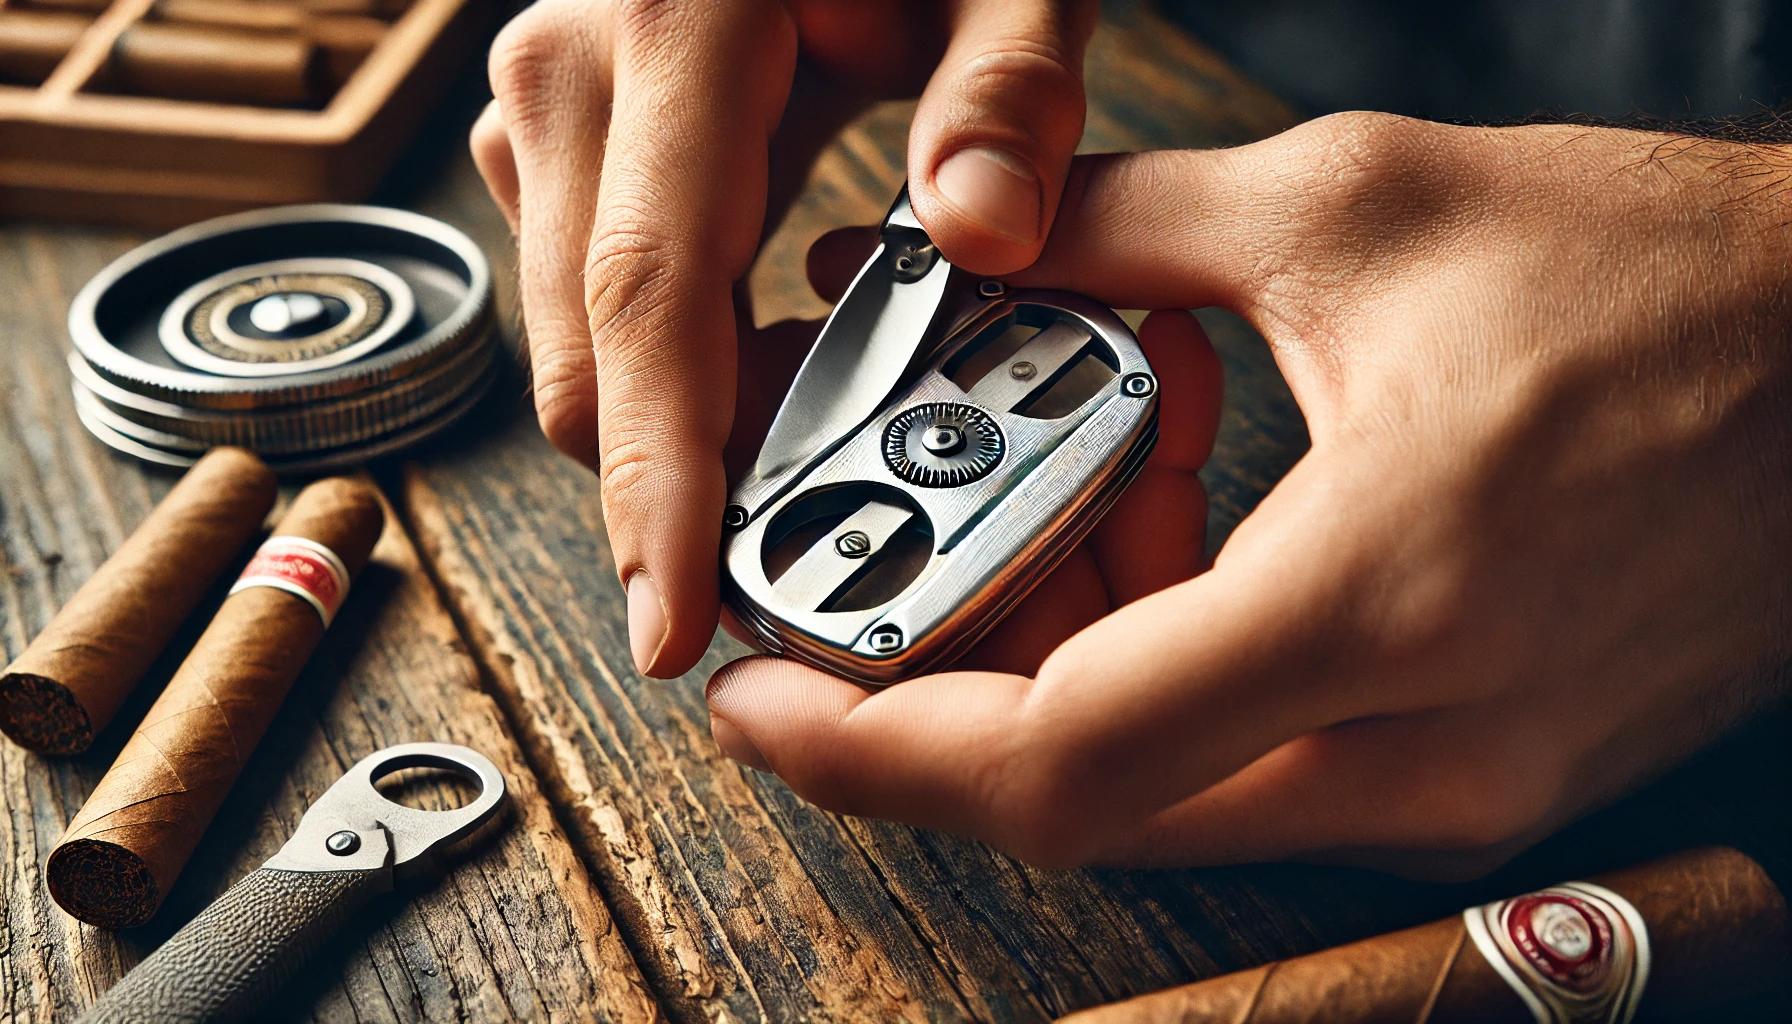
[82,743,508,1024]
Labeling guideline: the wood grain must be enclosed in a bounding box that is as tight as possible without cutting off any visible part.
[0,0,497,228]
[0,235,654,1018]
[387,10,1440,1023]
[6,4,1791,1022]
[391,6,1792,1022]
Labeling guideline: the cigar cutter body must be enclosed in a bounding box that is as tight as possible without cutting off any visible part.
[81,743,508,1024]
[722,190,1158,683]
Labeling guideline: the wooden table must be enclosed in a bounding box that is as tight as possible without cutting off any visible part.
[4,7,1789,1021]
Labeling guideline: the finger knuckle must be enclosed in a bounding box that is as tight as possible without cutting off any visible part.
[583,219,679,358]
[489,9,560,95]
[529,343,598,460]
[596,425,660,503]
[960,40,1080,96]
[611,0,679,39]
[487,10,582,138]
[951,42,1085,142]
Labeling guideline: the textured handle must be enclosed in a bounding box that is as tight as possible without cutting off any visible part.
[81,867,384,1024]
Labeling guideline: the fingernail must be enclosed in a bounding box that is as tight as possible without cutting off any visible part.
[625,571,667,676]
[933,146,1042,244]
[710,714,772,772]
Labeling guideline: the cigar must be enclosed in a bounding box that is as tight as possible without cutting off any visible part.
[153,0,309,33]
[1060,847,1791,1023]
[0,9,89,85]
[0,448,275,756]
[13,0,112,13]
[46,477,383,928]
[110,21,319,106]
[302,0,407,18]
[148,0,387,89]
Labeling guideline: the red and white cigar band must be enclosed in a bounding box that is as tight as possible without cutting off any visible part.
[1463,881,1651,1024]
[230,535,351,626]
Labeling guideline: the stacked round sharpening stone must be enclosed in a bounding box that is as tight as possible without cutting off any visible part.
[67,205,496,475]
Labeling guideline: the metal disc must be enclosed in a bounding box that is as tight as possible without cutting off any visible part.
[157,258,416,377]
[882,402,1004,487]
[68,204,492,409]
[73,365,497,475]
[65,204,497,475]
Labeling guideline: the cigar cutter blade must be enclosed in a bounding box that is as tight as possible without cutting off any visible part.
[721,188,1158,684]
[81,743,509,1024]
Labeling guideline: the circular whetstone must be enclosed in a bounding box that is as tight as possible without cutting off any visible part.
[46,838,161,929]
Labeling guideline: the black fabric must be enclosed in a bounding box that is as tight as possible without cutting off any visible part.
[1159,0,1792,121]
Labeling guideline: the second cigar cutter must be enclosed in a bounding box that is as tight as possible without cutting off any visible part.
[722,189,1158,683]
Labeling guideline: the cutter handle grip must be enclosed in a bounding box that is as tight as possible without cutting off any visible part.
[81,867,384,1024]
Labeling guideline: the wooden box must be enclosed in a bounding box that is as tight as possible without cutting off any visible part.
[0,0,496,227]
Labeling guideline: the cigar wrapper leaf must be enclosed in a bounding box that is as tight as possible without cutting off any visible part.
[0,448,275,755]
[0,9,91,84]
[1060,847,1789,1023]
[111,21,320,106]
[47,476,384,928]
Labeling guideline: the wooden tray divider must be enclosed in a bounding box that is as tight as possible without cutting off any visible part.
[0,0,497,226]
[321,0,446,126]
[37,0,156,102]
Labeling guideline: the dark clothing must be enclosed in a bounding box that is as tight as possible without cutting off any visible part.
[1164,0,1792,121]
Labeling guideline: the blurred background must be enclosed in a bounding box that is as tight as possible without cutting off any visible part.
[1169,0,1792,122]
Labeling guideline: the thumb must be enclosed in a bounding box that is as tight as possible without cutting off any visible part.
[907,0,1095,274]
[1003,146,1350,424]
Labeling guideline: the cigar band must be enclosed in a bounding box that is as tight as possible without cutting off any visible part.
[1463,881,1651,1024]
[231,535,352,626]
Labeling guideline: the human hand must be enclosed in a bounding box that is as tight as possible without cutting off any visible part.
[705,115,1792,877]
[470,0,1095,676]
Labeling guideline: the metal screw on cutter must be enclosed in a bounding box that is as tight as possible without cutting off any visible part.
[723,504,749,529]
[891,241,939,282]
[835,531,872,559]
[868,624,905,653]
[1009,360,1036,381]
[1122,372,1156,397]
[922,424,966,456]
[326,830,360,856]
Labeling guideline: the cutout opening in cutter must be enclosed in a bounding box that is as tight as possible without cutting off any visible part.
[946,304,1119,419]
[375,765,483,812]
[369,751,492,814]
[763,483,934,614]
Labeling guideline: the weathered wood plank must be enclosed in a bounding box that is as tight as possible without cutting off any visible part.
[388,9,1413,1022]
[0,232,655,1020]
[393,6,1792,1022]
[8,4,1791,1021]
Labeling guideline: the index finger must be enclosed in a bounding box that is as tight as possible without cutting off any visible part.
[586,1,797,677]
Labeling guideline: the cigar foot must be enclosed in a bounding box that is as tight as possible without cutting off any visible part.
[0,672,93,755]
[47,838,160,928]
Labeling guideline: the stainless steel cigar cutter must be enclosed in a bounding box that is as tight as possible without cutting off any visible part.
[722,189,1158,683]
[82,743,508,1024]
